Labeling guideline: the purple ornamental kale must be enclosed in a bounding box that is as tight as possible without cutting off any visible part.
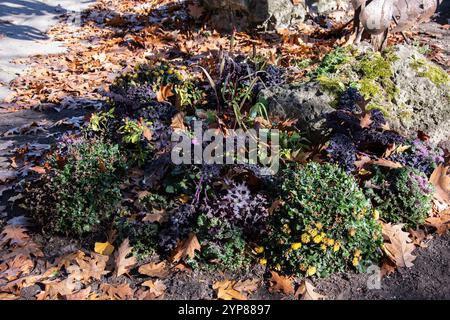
[201,181,269,238]
[338,87,364,113]
[327,134,357,172]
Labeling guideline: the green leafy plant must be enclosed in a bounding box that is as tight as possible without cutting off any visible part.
[195,214,251,272]
[365,166,434,227]
[118,118,152,166]
[88,108,115,133]
[264,162,382,277]
[23,138,126,237]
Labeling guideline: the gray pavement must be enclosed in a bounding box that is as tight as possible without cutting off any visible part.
[0,0,94,101]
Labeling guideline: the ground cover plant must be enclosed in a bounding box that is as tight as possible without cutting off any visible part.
[0,0,449,301]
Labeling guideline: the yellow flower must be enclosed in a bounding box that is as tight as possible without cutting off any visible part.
[181,65,187,70]
[291,242,302,250]
[301,233,311,244]
[373,209,380,220]
[327,238,335,246]
[352,257,359,267]
[320,244,327,251]
[308,228,318,237]
[167,69,174,75]
[313,235,323,244]
[315,222,323,230]
[177,74,183,81]
[354,249,362,257]
[159,69,164,75]
[333,241,341,252]
[299,264,306,271]
[348,228,356,237]
[255,246,264,254]
[306,266,317,276]
[282,224,291,234]
[259,258,267,265]
[275,263,281,271]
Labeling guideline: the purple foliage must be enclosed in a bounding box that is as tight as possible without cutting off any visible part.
[327,134,357,172]
[201,181,269,238]
[158,204,196,253]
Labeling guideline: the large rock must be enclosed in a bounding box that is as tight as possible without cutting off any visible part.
[260,44,450,144]
[389,45,450,144]
[260,82,335,143]
[202,0,307,32]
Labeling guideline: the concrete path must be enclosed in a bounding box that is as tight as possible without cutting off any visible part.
[0,0,94,101]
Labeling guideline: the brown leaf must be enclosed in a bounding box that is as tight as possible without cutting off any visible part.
[141,279,166,299]
[0,225,30,247]
[171,233,201,263]
[0,254,34,281]
[213,280,248,300]
[65,286,92,300]
[295,280,326,300]
[138,261,169,278]
[114,238,137,277]
[156,84,174,102]
[360,112,373,128]
[268,271,294,295]
[408,228,429,247]
[382,223,416,268]
[425,212,450,235]
[67,253,110,283]
[429,165,450,205]
[233,279,260,295]
[99,283,135,300]
[0,293,19,300]
[142,209,166,223]
[380,259,397,278]
[371,159,403,169]
[170,112,186,132]
[36,277,78,300]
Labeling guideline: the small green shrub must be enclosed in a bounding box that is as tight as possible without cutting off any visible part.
[264,163,382,277]
[365,167,434,227]
[23,138,126,237]
[195,214,251,272]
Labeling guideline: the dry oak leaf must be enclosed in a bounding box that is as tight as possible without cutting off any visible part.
[425,212,450,235]
[171,233,201,263]
[382,223,416,268]
[65,286,92,300]
[1,240,43,260]
[157,84,174,102]
[0,293,19,300]
[138,261,170,278]
[268,271,295,295]
[295,280,326,300]
[100,283,135,300]
[429,165,450,205]
[213,280,247,300]
[0,254,34,281]
[114,238,137,277]
[67,253,110,283]
[94,241,115,255]
[380,259,397,278]
[36,277,79,300]
[170,112,186,132]
[0,225,30,247]
[233,279,260,295]
[141,279,166,300]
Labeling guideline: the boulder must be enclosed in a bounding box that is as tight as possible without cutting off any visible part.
[202,0,307,32]
[260,44,450,144]
[260,82,335,143]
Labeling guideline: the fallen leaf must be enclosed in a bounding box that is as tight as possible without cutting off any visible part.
[213,280,247,300]
[382,223,416,268]
[156,84,174,102]
[295,280,326,300]
[430,165,450,205]
[268,271,294,295]
[0,293,19,300]
[141,279,166,299]
[138,261,169,278]
[114,238,137,277]
[425,212,450,235]
[0,225,30,247]
[171,233,201,263]
[99,283,135,300]
[94,242,115,255]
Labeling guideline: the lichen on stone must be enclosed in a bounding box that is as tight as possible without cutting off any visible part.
[410,57,450,86]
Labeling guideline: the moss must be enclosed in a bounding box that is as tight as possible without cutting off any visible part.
[317,75,346,95]
[410,58,450,86]
[357,78,381,99]
[358,52,394,80]
[366,102,390,117]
